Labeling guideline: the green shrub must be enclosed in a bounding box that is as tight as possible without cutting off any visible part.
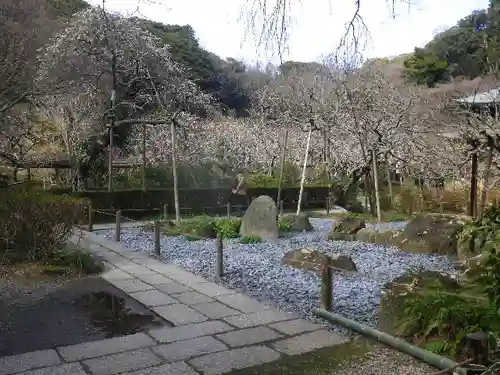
[214,218,241,238]
[397,285,499,357]
[0,190,86,261]
[239,235,262,244]
[393,181,423,214]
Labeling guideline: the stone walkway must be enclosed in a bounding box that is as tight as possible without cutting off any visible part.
[0,229,348,375]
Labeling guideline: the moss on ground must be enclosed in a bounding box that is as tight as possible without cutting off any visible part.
[224,339,372,375]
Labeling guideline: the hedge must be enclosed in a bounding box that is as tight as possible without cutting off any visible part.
[48,187,330,217]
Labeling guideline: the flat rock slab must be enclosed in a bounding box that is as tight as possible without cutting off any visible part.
[129,290,179,307]
[58,333,156,361]
[82,348,162,375]
[223,309,297,329]
[121,362,199,375]
[189,345,281,375]
[172,291,214,305]
[271,330,349,355]
[216,294,270,313]
[0,350,61,375]
[149,320,234,343]
[153,304,209,325]
[269,319,323,335]
[152,336,228,362]
[16,363,87,375]
[191,301,241,319]
[216,326,283,348]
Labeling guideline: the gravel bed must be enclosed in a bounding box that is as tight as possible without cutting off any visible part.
[101,218,460,334]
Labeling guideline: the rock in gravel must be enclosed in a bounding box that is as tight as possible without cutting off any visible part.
[240,195,279,241]
[378,270,461,335]
[328,216,366,241]
[403,214,464,255]
[283,248,356,272]
[280,213,314,232]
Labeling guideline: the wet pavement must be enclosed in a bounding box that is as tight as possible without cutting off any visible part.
[0,276,169,356]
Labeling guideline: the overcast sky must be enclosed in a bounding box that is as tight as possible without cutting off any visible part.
[88,0,489,64]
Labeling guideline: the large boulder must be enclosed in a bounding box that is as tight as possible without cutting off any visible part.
[328,216,366,241]
[282,248,357,272]
[403,214,464,255]
[378,271,461,335]
[280,213,313,232]
[240,195,279,240]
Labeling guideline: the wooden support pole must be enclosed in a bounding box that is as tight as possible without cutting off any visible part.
[279,200,284,219]
[325,196,330,216]
[321,255,333,311]
[216,232,223,278]
[226,201,231,219]
[163,204,168,221]
[154,221,161,255]
[115,210,121,242]
[87,203,93,232]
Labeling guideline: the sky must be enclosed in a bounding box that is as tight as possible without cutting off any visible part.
[88,0,490,65]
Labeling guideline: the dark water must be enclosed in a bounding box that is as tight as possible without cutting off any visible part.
[0,277,169,356]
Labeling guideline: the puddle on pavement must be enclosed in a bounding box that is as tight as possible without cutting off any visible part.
[0,277,170,356]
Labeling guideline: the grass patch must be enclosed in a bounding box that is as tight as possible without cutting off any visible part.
[278,218,295,232]
[225,339,371,375]
[239,235,262,244]
[1,244,103,276]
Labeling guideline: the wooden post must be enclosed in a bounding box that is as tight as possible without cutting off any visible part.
[372,149,382,223]
[465,332,489,367]
[325,196,330,216]
[279,200,284,218]
[154,221,161,255]
[216,232,223,278]
[163,204,168,221]
[115,210,121,242]
[321,255,333,311]
[226,201,231,219]
[87,203,93,232]
[141,124,147,192]
[469,151,478,218]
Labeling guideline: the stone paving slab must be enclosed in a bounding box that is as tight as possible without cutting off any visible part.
[271,329,349,355]
[109,278,154,293]
[137,273,173,285]
[155,281,192,294]
[172,291,214,305]
[0,349,61,375]
[223,309,298,329]
[152,336,228,362]
[189,282,236,297]
[82,348,162,375]
[215,326,283,348]
[121,362,199,375]
[17,363,87,375]
[149,320,234,343]
[129,290,179,307]
[268,319,323,335]
[153,304,209,325]
[190,301,241,319]
[216,293,271,313]
[58,333,156,361]
[188,345,281,375]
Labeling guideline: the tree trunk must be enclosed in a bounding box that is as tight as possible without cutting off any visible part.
[141,124,147,191]
[171,121,180,223]
[468,151,478,218]
[372,149,382,223]
[479,147,493,218]
[385,155,393,207]
[296,123,312,215]
[277,126,289,207]
[107,124,113,192]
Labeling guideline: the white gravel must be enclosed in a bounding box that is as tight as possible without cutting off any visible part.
[101,218,460,333]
